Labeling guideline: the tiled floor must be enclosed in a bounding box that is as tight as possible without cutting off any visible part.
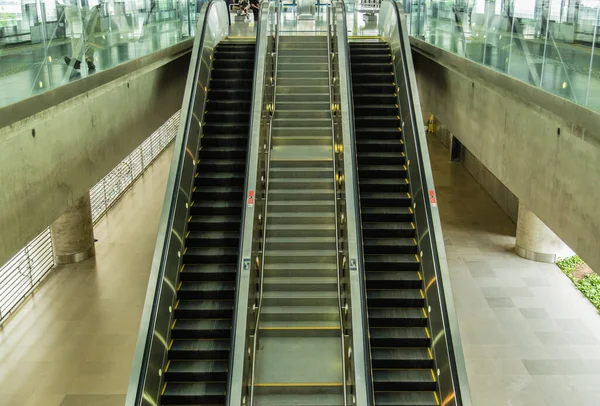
[0,146,173,406]
[1,133,599,405]
[427,134,600,406]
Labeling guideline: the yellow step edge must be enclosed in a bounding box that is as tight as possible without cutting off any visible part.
[425,327,430,339]
[180,264,185,273]
[417,271,423,280]
[175,300,180,309]
[411,222,415,229]
[420,289,425,299]
[428,348,433,360]
[431,369,437,382]
[185,231,190,238]
[183,247,188,255]
[168,339,174,350]
[434,391,440,405]
[407,192,411,198]
[409,207,413,214]
[422,308,428,318]
[415,254,421,263]
[188,215,192,222]
[177,281,183,290]
[164,359,171,373]
[161,382,168,396]
[193,186,197,192]
[171,319,177,329]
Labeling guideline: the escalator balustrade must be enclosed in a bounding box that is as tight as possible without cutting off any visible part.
[350,41,440,406]
[161,40,256,406]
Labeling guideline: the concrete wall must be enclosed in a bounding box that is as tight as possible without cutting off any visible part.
[0,41,192,267]
[411,38,600,271]
[429,120,520,223]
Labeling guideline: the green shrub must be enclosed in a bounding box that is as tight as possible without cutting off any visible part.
[556,255,600,313]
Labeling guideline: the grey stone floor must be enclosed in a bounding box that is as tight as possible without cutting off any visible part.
[427,134,600,406]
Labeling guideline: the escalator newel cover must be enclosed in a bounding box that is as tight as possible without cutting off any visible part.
[161,40,255,405]
[351,41,440,406]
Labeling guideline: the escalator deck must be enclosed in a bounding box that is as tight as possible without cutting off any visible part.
[161,40,255,405]
[350,41,440,406]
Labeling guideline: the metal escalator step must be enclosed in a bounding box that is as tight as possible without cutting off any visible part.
[366,271,422,289]
[351,72,394,84]
[363,237,416,255]
[169,339,230,360]
[194,173,244,187]
[263,262,336,277]
[356,138,405,152]
[259,319,341,336]
[200,134,248,148]
[263,276,338,291]
[175,300,234,319]
[162,382,226,405]
[179,264,237,282]
[353,94,398,105]
[165,359,228,382]
[372,369,437,392]
[360,206,413,222]
[198,146,247,159]
[267,212,335,225]
[360,193,412,208]
[265,236,336,250]
[260,305,339,322]
[262,291,338,307]
[266,224,336,238]
[371,348,433,369]
[188,215,242,231]
[183,247,238,264]
[267,200,335,214]
[350,62,393,73]
[361,222,415,238]
[368,308,427,327]
[364,254,420,271]
[374,391,439,406]
[268,188,334,201]
[193,186,244,201]
[197,158,246,172]
[208,78,253,89]
[264,250,336,264]
[360,178,409,193]
[210,67,254,79]
[367,289,425,308]
[251,393,345,405]
[189,201,243,216]
[370,327,431,347]
[172,319,231,339]
[186,230,239,247]
[177,281,235,300]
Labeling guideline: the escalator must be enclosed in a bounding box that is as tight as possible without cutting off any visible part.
[161,39,256,405]
[350,41,438,406]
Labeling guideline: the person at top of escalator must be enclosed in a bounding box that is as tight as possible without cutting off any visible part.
[250,0,260,22]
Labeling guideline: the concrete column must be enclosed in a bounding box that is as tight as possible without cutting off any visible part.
[515,203,570,263]
[50,194,95,265]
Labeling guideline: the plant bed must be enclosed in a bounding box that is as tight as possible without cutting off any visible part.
[556,256,600,312]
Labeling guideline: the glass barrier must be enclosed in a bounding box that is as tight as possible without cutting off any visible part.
[0,0,195,108]
[344,0,600,112]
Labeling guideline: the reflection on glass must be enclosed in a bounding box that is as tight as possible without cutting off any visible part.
[345,0,600,113]
[0,0,199,108]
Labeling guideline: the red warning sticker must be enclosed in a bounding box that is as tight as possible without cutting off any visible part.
[247,190,254,207]
[429,190,437,206]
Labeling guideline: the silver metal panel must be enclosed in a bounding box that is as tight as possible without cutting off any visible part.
[125,2,230,405]
[331,1,371,405]
[378,1,472,405]
[297,0,317,20]
[228,2,276,405]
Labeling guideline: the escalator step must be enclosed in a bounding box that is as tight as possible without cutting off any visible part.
[353,94,397,105]
[371,348,433,369]
[190,201,243,216]
[183,247,238,264]
[179,264,237,282]
[172,319,231,339]
[177,281,235,300]
[351,73,394,84]
[186,230,240,247]
[175,300,234,319]
[194,172,245,187]
[367,289,425,308]
[364,254,420,271]
[360,206,413,222]
[210,67,254,79]
[197,158,246,172]
[188,215,242,231]
[169,339,230,360]
[372,369,437,392]
[369,327,430,347]
[368,308,427,327]
[165,360,228,382]
[192,186,244,201]
[200,134,249,148]
[374,391,439,406]
[363,237,416,254]
[366,271,422,290]
[356,139,405,152]
[359,178,410,193]
[358,165,408,180]
[162,382,226,405]
[361,222,415,238]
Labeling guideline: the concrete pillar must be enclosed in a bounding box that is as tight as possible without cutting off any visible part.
[50,194,95,265]
[515,203,570,263]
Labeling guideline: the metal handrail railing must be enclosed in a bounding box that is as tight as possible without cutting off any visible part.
[225,5,268,403]
[381,1,472,404]
[249,2,281,404]
[125,1,230,404]
[327,4,348,405]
